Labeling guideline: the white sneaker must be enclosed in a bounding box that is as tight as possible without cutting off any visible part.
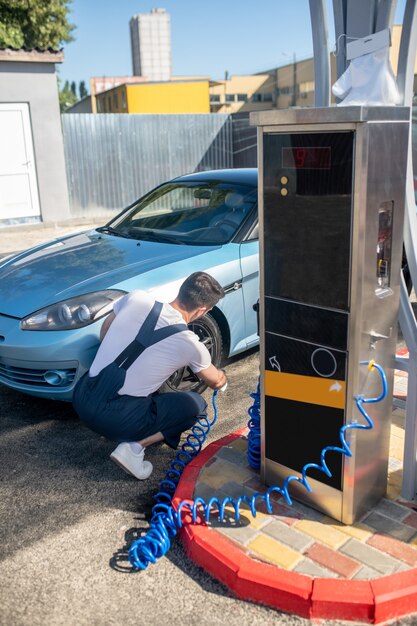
[110,443,153,480]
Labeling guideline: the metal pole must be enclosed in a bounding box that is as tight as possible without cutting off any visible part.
[332,0,347,79]
[309,0,331,105]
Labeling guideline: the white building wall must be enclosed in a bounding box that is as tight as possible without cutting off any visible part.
[130,8,171,81]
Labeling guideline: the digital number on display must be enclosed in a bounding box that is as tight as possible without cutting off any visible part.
[282,147,331,169]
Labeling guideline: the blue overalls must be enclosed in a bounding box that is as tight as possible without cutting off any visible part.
[73,301,208,448]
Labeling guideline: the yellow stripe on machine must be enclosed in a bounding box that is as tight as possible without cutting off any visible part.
[265,371,346,409]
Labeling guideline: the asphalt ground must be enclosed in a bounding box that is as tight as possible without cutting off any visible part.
[0,220,415,626]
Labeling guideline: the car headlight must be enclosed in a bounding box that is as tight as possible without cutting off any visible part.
[20,290,127,331]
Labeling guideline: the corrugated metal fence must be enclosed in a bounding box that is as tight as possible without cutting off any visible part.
[232,113,259,168]
[62,113,257,218]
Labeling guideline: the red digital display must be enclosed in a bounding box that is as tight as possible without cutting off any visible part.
[282,147,331,169]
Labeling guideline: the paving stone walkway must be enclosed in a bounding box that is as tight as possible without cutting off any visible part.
[190,363,416,582]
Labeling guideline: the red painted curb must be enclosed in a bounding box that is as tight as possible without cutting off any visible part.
[173,465,201,499]
[311,578,374,622]
[184,428,246,470]
[234,558,312,618]
[186,524,243,588]
[174,431,417,623]
[185,443,223,469]
[371,569,417,624]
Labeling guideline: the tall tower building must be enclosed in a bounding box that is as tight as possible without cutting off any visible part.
[129,8,171,81]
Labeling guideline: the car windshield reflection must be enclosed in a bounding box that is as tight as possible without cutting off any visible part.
[108,181,257,245]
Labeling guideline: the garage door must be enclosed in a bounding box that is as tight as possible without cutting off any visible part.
[0,103,40,220]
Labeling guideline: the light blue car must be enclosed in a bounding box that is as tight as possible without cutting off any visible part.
[0,169,259,401]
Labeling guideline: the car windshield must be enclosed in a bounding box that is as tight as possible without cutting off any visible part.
[106,181,257,245]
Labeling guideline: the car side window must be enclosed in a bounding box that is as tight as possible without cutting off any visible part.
[246,222,259,241]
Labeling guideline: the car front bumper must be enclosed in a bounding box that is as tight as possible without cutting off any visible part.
[0,314,101,401]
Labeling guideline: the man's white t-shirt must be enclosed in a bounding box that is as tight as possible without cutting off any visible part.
[89,290,211,397]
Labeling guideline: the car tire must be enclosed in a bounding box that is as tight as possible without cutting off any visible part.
[159,313,223,394]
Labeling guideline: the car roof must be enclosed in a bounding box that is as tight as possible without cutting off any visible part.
[172,168,258,187]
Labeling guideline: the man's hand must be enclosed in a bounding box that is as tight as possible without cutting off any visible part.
[197,364,227,390]
[219,379,228,392]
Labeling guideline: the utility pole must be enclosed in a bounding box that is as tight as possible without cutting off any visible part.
[291,52,297,106]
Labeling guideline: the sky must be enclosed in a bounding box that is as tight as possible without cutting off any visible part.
[59,0,407,89]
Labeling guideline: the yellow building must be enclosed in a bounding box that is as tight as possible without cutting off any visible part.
[390,23,417,91]
[96,80,210,114]
[274,55,338,109]
[208,57,337,113]
[209,74,275,113]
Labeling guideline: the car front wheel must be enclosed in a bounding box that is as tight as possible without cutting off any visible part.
[160,313,223,394]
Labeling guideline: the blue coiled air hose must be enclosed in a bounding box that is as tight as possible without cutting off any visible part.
[129,360,387,570]
[129,392,220,569]
[247,380,261,470]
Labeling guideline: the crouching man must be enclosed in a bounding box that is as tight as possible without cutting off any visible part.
[73,271,227,480]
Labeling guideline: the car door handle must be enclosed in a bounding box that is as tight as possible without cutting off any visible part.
[223,280,242,294]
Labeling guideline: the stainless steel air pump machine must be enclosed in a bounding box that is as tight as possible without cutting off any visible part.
[251,107,410,524]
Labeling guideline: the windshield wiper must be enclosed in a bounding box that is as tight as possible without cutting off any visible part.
[127,228,184,244]
[96,226,131,239]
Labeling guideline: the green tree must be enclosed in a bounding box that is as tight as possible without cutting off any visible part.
[79,80,88,99]
[0,0,75,50]
[70,80,77,96]
[59,78,77,112]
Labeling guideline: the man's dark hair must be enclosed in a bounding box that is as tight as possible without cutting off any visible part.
[178,272,225,312]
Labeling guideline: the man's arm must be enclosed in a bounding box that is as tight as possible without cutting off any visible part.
[100,312,115,341]
[197,364,227,390]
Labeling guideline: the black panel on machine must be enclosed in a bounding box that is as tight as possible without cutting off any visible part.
[265,297,348,351]
[265,396,343,490]
[265,332,347,379]
[263,132,354,310]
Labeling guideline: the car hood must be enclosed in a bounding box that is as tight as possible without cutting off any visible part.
[0,230,220,318]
